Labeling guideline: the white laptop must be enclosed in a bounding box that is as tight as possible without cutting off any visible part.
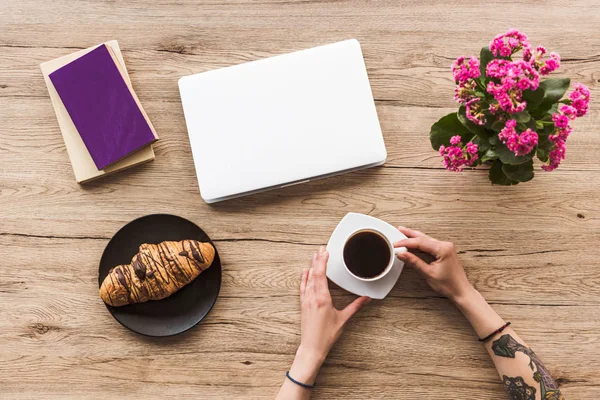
[178,39,386,203]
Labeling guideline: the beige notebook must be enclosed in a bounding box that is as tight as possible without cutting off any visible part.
[41,40,156,183]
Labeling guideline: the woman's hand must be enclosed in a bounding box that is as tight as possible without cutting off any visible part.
[277,247,370,399]
[394,227,473,302]
[299,246,371,363]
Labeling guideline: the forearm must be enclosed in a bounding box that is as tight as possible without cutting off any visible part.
[276,346,324,400]
[453,287,563,400]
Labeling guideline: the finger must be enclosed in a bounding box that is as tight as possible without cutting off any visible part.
[313,246,329,278]
[397,251,433,276]
[393,237,441,256]
[307,252,317,281]
[397,226,427,238]
[340,296,371,322]
[306,253,316,293]
[300,268,308,302]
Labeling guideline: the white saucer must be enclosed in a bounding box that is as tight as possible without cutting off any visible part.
[326,213,407,299]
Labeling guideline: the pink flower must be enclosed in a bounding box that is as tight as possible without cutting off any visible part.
[439,139,479,172]
[524,45,544,62]
[570,83,591,117]
[552,113,569,128]
[450,135,462,145]
[539,52,560,75]
[454,80,477,104]
[543,83,590,171]
[486,60,539,113]
[543,123,573,172]
[516,129,539,156]
[486,81,527,114]
[503,119,517,130]
[466,142,479,156]
[542,144,566,172]
[542,127,572,172]
[525,46,561,75]
[498,120,537,156]
[485,59,510,78]
[465,97,486,125]
[486,60,539,89]
[559,105,577,120]
[490,29,531,57]
[489,102,502,114]
[452,56,481,83]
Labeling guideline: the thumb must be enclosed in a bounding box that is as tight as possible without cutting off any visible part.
[397,251,432,276]
[340,296,371,323]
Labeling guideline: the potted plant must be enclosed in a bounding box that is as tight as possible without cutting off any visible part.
[430,29,591,184]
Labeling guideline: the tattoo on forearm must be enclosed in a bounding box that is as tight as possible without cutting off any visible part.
[492,334,564,400]
[502,375,536,400]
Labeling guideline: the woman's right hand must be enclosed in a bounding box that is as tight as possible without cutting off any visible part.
[394,227,473,302]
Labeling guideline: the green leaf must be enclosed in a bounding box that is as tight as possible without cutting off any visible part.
[502,160,534,182]
[479,46,494,78]
[472,135,490,153]
[516,122,528,131]
[540,78,571,104]
[522,86,545,110]
[537,133,553,150]
[489,135,499,145]
[532,78,571,117]
[537,147,549,162]
[481,149,499,163]
[495,142,534,165]
[489,160,519,185]
[491,120,506,132]
[541,122,556,135]
[457,105,490,137]
[525,118,538,131]
[514,111,531,123]
[429,112,470,150]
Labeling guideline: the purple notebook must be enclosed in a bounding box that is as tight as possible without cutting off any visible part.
[49,44,155,170]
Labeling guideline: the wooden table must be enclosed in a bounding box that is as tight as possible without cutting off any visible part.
[1,1,599,398]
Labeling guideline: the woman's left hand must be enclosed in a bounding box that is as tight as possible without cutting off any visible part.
[297,247,371,371]
[277,246,371,399]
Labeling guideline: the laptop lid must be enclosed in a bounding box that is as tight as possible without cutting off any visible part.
[179,39,386,203]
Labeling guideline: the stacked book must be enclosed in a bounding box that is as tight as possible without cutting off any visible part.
[41,41,158,183]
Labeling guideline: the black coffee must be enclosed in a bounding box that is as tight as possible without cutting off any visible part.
[343,231,391,278]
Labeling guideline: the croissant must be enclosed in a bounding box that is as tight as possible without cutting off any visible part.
[100,239,215,307]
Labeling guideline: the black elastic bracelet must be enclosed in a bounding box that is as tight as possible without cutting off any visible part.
[479,322,511,343]
[286,371,316,389]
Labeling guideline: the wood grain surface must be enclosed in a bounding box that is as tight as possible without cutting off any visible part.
[1,1,599,398]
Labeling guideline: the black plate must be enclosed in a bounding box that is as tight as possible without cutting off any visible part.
[98,214,221,337]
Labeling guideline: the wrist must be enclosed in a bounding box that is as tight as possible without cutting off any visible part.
[289,345,326,385]
[450,285,506,339]
[449,283,478,306]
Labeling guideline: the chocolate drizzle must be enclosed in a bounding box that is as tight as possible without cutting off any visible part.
[115,267,127,288]
[189,240,205,263]
[132,256,146,280]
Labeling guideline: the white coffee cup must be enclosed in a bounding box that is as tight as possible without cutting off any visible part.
[342,228,405,282]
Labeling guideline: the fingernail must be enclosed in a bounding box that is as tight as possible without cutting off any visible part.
[393,240,404,247]
[320,245,325,253]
